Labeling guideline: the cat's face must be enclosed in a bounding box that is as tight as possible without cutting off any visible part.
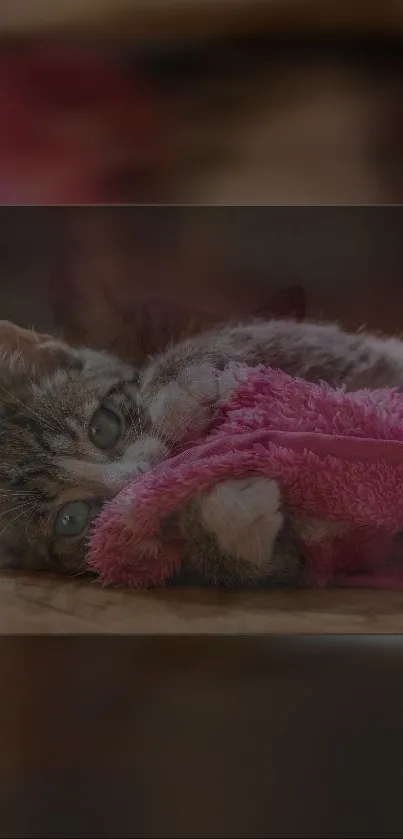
[0,323,168,574]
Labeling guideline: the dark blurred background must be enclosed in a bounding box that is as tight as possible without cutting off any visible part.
[3,635,403,837]
[1,205,403,361]
[0,1,402,203]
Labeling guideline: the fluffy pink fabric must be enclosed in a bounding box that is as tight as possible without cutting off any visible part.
[87,365,403,588]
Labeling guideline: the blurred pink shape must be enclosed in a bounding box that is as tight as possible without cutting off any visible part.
[0,45,169,203]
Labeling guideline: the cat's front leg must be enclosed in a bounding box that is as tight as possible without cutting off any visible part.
[182,477,298,584]
[140,361,239,445]
[198,478,283,577]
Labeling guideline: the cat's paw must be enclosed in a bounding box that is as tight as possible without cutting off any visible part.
[197,477,284,574]
[145,362,220,444]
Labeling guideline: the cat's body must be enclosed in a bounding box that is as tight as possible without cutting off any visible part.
[2,317,403,582]
[140,318,403,442]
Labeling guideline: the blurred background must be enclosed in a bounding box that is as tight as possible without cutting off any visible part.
[3,635,403,836]
[0,0,402,203]
[1,205,403,362]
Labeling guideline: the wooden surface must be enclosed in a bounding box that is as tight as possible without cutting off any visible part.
[2,0,403,40]
[1,571,403,633]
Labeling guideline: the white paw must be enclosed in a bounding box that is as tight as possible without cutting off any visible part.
[216,364,249,401]
[147,363,219,444]
[198,477,283,570]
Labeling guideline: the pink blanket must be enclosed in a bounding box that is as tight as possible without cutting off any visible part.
[87,365,403,588]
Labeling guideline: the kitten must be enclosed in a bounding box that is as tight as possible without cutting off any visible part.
[0,323,166,574]
[2,317,403,582]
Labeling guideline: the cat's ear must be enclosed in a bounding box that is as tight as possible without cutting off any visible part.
[0,321,76,380]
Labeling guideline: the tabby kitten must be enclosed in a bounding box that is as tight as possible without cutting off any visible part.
[2,317,403,581]
[0,323,167,574]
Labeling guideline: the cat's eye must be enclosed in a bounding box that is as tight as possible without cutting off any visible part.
[54,500,92,538]
[89,406,122,450]
[53,499,103,540]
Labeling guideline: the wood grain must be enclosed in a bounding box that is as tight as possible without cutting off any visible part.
[1,571,403,633]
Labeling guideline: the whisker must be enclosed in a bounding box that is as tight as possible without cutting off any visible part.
[0,490,37,497]
[24,505,41,542]
[0,499,37,519]
[15,341,65,435]
[0,501,37,537]
[0,380,60,436]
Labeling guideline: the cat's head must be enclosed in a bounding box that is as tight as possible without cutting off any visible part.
[0,322,168,575]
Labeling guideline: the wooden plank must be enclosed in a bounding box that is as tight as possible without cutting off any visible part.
[0,571,402,633]
[1,0,403,41]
